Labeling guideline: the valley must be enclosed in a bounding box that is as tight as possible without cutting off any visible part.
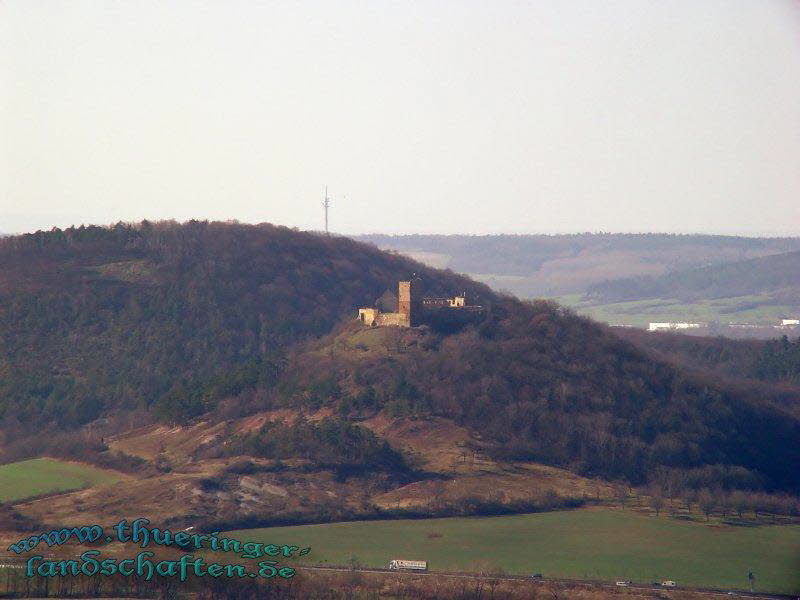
[229,508,800,593]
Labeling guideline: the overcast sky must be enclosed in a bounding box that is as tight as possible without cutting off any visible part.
[2,1,799,236]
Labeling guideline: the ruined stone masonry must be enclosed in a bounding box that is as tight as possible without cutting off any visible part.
[358,280,480,328]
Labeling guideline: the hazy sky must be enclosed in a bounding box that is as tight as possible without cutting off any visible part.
[2,1,800,236]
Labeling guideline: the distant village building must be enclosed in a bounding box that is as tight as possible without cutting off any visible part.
[358,280,481,328]
[648,322,702,332]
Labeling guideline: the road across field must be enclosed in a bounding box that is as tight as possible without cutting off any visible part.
[2,557,795,599]
[298,564,797,600]
[229,510,800,593]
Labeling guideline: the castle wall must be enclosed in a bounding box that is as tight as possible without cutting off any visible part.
[422,297,450,308]
[376,312,411,327]
[358,280,480,330]
[449,296,466,307]
[358,308,379,326]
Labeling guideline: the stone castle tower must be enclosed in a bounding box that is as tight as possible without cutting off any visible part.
[398,280,414,324]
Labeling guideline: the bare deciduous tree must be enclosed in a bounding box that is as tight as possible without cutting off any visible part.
[731,490,748,519]
[717,490,730,518]
[614,483,628,510]
[651,493,664,516]
[698,488,716,521]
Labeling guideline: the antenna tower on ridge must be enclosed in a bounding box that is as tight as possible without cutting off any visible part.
[322,186,331,235]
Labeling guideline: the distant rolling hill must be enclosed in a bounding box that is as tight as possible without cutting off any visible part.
[356,233,800,297]
[587,250,800,304]
[562,250,799,331]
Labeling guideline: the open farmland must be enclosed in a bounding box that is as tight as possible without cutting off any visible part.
[554,294,799,329]
[229,508,800,594]
[0,458,120,502]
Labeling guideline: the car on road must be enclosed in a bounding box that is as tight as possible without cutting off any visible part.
[615,581,631,587]
[662,580,677,587]
[530,573,543,579]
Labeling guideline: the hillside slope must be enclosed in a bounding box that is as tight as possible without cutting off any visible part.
[586,250,800,303]
[0,221,799,496]
[0,221,491,430]
[276,315,800,492]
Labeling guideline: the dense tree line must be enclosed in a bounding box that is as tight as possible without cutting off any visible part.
[586,249,800,303]
[640,484,799,521]
[753,335,800,384]
[617,329,800,391]
[0,430,149,473]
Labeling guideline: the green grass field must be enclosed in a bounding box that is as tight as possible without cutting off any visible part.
[229,509,800,593]
[552,294,797,328]
[0,457,120,502]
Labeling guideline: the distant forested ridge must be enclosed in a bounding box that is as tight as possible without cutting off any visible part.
[356,233,800,296]
[616,328,800,388]
[1,222,799,494]
[586,250,800,303]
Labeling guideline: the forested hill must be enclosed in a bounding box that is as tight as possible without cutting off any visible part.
[0,221,491,428]
[1,221,799,493]
[614,328,800,394]
[586,250,800,303]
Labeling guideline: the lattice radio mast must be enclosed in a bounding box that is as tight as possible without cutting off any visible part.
[322,186,331,235]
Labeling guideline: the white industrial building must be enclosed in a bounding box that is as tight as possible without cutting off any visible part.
[648,322,702,332]
[779,318,799,327]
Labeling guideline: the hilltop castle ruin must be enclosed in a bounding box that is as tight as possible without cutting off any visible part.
[358,280,482,328]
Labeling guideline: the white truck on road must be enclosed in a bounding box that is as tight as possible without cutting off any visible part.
[388,559,428,571]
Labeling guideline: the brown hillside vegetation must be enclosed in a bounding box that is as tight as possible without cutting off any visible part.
[278,319,800,493]
[0,220,798,530]
[10,406,599,532]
